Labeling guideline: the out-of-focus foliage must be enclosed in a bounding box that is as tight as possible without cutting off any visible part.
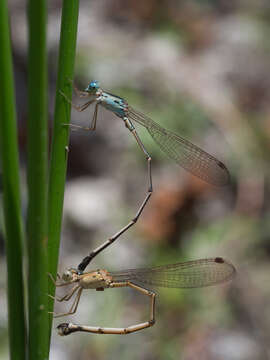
[1,0,270,359]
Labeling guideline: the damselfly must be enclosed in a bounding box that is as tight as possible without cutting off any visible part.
[62,81,230,272]
[50,257,236,336]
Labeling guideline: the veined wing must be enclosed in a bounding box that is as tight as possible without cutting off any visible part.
[128,107,230,186]
[109,257,236,289]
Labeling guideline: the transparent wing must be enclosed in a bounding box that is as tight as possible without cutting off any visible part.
[109,257,236,289]
[128,107,230,186]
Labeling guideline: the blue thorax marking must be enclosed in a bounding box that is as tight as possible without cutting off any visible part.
[101,91,127,118]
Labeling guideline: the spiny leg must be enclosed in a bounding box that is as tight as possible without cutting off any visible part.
[60,90,96,112]
[69,80,89,98]
[66,102,99,132]
[65,78,89,98]
[48,284,80,303]
[57,282,156,335]
[52,287,83,318]
[90,102,99,131]
[61,90,99,131]
[48,272,71,287]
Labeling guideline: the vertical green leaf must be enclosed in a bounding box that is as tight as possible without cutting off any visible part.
[47,0,80,343]
[27,0,49,358]
[0,1,26,359]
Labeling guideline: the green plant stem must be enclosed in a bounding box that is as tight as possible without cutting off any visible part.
[0,1,26,359]
[27,0,49,358]
[47,0,80,342]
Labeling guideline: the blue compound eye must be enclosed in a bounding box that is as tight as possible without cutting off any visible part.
[85,80,99,92]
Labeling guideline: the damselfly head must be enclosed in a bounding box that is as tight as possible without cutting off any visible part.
[85,80,100,93]
[62,268,78,282]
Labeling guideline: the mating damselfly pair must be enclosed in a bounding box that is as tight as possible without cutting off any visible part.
[50,81,235,336]
[61,80,230,273]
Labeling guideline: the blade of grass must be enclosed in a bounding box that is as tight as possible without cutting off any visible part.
[27,0,49,358]
[47,0,80,342]
[0,1,26,359]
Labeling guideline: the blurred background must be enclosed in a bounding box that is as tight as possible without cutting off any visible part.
[1,0,270,359]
